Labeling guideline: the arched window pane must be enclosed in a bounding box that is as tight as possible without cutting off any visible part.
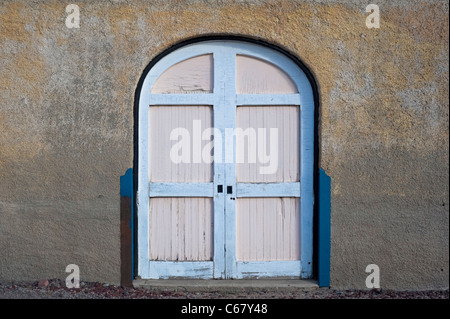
[236,55,298,94]
[151,54,213,94]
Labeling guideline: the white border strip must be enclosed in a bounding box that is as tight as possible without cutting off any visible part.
[147,261,214,279]
[149,182,214,197]
[236,261,302,279]
[236,182,301,198]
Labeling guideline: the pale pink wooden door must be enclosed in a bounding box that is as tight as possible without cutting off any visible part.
[230,55,302,278]
[137,41,314,279]
[148,55,216,276]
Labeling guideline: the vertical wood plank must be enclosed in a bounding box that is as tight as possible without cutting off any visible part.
[276,199,283,260]
[256,106,263,182]
[197,198,204,261]
[149,198,213,261]
[249,199,256,261]
[170,199,177,260]
[200,199,206,260]
[236,198,300,261]
[192,198,199,260]
[256,198,264,260]
[283,106,290,182]
[163,197,170,259]
[263,198,269,259]
[284,198,292,259]
[177,198,185,260]
[184,198,191,260]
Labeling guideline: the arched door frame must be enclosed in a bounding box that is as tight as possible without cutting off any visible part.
[133,37,320,280]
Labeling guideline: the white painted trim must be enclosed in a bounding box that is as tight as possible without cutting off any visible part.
[236,261,302,279]
[149,182,214,197]
[147,261,214,279]
[213,50,227,279]
[298,68,315,279]
[236,182,301,198]
[222,49,238,279]
[236,94,300,106]
[137,69,151,279]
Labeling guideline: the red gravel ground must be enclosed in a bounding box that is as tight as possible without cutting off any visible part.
[0,279,448,299]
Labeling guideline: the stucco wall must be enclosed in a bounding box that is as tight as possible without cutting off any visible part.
[0,0,448,289]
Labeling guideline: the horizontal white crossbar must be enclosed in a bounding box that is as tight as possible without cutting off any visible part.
[147,261,214,279]
[236,182,301,198]
[235,261,301,279]
[148,94,300,106]
[149,182,214,197]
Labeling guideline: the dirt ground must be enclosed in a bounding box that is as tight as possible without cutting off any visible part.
[0,279,448,299]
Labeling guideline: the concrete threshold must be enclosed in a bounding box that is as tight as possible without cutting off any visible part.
[133,279,319,292]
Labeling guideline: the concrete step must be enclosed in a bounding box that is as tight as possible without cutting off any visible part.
[133,279,318,292]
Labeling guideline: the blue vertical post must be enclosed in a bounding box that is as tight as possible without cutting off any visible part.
[120,168,134,284]
[318,169,331,287]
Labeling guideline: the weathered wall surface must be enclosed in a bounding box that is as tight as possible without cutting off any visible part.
[0,0,448,288]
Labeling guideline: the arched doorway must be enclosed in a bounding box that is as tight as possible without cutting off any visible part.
[136,39,316,279]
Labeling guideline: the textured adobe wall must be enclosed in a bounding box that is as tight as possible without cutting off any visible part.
[0,0,448,288]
